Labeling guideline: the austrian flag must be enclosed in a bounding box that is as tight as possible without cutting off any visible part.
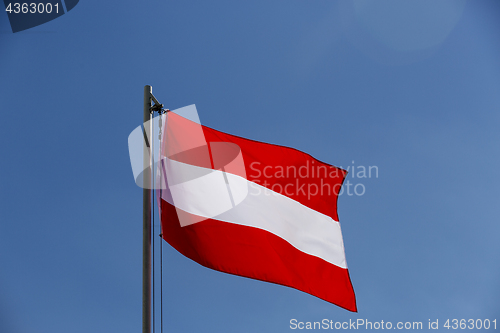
[156,105,357,312]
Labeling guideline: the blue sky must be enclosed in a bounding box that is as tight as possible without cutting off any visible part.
[1,1,499,332]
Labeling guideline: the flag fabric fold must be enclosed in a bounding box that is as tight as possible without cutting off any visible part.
[157,105,356,312]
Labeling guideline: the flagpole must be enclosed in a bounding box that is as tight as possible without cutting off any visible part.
[143,85,152,333]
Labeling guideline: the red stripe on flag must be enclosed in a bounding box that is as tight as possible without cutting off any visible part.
[165,112,347,222]
[161,199,357,312]
[201,125,347,221]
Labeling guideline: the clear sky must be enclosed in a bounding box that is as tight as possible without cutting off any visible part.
[1,1,499,332]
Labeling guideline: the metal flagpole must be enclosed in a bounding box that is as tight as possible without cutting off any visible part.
[143,85,164,333]
[143,85,152,333]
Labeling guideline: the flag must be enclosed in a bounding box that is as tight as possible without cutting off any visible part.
[156,105,356,312]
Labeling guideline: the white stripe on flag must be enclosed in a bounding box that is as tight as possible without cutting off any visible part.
[162,158,347,269]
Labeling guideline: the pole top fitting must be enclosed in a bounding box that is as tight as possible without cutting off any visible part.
[150,103,164,113]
